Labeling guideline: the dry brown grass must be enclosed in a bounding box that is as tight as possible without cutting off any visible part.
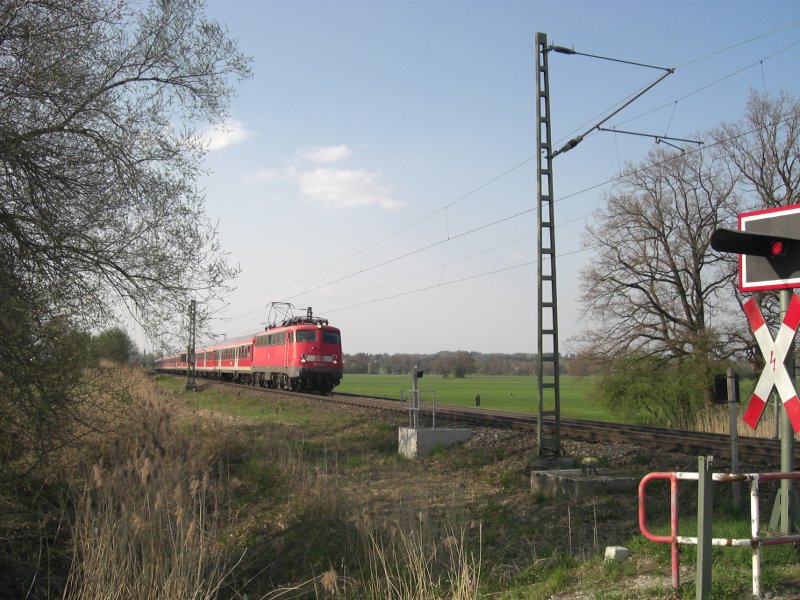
[61,369,237,600]
[689,402,780,437]
[357,514,481,600]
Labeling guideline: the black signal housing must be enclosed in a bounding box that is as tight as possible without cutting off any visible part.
[710,228,799,259]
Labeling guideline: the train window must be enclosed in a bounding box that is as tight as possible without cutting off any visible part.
[323,332,340,344]
[296,330,316,343]
[256,335,266,347]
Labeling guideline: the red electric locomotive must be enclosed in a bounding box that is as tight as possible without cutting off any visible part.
[154,307,343,394]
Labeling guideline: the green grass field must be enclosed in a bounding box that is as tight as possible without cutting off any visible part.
[336,373,622,422]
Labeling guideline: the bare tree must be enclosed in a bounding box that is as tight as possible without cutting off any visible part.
[0,0,250,466]
[0,0,250,341]
[713,90,800,209]
[578,145,742,364]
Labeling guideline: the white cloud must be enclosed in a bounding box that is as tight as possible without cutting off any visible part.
[244,165,298,183]
[301,144,352,163]
[299,168,405,211]
[198,118,254,151]
[243,145,404,211]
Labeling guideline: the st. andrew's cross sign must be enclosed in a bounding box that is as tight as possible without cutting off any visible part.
[710,204,800,432]
[742,294,800,432]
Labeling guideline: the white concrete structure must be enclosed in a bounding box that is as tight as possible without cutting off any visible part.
[398,427,472,459]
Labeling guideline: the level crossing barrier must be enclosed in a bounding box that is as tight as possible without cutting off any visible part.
[639,470,800,597]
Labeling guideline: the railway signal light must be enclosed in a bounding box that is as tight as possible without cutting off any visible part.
[710,223,800,292]
[710,228,799,259]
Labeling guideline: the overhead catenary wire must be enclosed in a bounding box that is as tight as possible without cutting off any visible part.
[215,27,799,337]
[270,155,537,298]
[674,20,800,69]
[270,28,794,300]
[283,205,538,302]
[613,39,800,128]
[302,232,536,308]
[302,113,800,320]
[325,244,597,315]
[552,29,800,148]
[219,110,798,335]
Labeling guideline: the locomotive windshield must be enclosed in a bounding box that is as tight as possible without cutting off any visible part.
[296,330,317,343]
[323,331,340,344]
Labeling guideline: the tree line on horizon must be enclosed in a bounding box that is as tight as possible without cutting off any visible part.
[344,350,536,377]
[343,350,758,379]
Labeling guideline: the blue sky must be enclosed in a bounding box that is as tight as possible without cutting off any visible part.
[184,0,800,355]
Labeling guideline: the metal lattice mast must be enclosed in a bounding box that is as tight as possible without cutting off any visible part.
[535,32,562,457]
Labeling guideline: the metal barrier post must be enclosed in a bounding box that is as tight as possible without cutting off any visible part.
[696,456,713,600]
[750,474,762,597]
[640,470,800,597]
[639,472,680,589]
[669,473,680,590]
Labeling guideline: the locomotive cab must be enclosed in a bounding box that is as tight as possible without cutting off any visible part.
[290,324,342,393]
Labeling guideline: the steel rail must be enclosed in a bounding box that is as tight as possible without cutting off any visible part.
[184,379,793,466]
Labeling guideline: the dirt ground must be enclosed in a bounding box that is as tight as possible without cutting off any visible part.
[194,385,800,599]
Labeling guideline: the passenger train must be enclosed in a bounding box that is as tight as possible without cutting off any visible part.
[153,308,343,393]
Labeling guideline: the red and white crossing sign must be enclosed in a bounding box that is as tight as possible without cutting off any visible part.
[742,294,800,432]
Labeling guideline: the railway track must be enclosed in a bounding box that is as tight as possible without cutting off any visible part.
[195,379,796,466]
[330,392,795,466]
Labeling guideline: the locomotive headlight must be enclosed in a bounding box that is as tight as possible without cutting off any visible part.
[301,353,307,364]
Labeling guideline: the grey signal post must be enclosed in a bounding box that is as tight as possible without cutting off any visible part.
[771,290,798,534]
[711,221,800,534]
[410,366,423,430]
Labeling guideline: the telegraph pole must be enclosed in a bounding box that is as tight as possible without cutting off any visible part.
[186,299,197,391]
